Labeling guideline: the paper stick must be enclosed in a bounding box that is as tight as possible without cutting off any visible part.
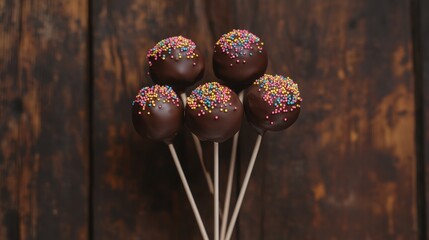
[220,91,243,240]
[181,92,215,194]
[214,142,220,240]
[224,134,263,240]
[168,144,209,240]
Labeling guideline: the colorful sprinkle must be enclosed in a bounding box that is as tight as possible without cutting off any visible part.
[132,85,180,113]
[254,74,302,117]
[187,82,234,117]
[147,36,198,65]
[215,29,264,60]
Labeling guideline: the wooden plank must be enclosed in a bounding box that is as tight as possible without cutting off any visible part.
[92,0,418,239]
[421,0,429,237]
[0,1,22,239]
[234,0,418,239]
[0,0,89,239]
[91,0,217,239]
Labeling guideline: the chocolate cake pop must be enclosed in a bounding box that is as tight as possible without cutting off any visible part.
[132,85,183,143]
[244,74,302,134]
[185,82,243,142]
[213,29,268,91]
[147,36,205,92]
[225,75,302,240]
[147,37,216,195]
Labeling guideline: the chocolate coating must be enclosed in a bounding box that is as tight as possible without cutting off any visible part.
[185,82,243,142]
[213,30,268,91]
[132,85,183,143]
[244,75,302,135]
[147,36,205,92]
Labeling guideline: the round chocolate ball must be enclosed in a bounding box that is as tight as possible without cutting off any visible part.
[244,74,302,135]
[132,85,183,143]
[185,82,243,142]
[147,36,205,92]
[213,29,268,92]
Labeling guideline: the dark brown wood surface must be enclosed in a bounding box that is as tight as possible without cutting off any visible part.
[1,0,427,239]
[421,0,429,237]
[91,0,216,239]
[0,0,89,239]
[237,0,418,239]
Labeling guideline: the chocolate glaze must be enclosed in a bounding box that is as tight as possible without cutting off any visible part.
[132,96,183,143]
[213,43,267,92]
[185,83,243,142]
[244,81,301,135]
[148,48,204,92]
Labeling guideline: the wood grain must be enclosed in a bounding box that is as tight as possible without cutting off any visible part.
[0,0,419,239]
[235,0,418,239]
[0,0,89,239]
[91,0,221,239]
[421,0,429,237]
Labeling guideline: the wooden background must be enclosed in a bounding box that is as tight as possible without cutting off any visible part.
[0,0,428,239]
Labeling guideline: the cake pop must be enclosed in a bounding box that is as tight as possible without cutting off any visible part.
[213,29,267,237]
[131,85,209,240]
[224,74,302,240]
[132,85,183,142]
[147,36,215,195]
[213,29,268,91]
[244,74,302,134]
[185,82,244,143]
[185,81,243,240]
[147,36,205,92]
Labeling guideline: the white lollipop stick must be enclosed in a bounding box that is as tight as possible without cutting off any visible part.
[181,93,215,194]
[224,134,263,240]
[168,144,209,240]
[214,142,220,240]
[220,91,243,240]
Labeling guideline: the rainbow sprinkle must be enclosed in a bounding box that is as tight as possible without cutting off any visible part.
[187,82,235,118]
[254,74,302,119]
[132,85,180,114]
[147,36,199,66]
[215,29,264,59]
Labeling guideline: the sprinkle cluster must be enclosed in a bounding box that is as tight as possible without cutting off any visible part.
[187,82,236,119]
[147,36,199,66]
[254,74,302,123]
[215,29,264,61]
[132,85,180,115]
